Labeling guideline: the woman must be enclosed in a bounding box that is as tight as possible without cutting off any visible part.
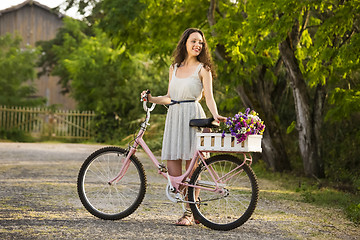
[142,28,226,226]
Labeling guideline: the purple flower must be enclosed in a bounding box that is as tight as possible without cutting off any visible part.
[221,108,266,142]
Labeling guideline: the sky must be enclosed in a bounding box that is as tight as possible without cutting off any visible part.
[0,0,81,18]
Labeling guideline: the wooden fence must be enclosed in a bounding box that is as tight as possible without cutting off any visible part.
[0,106,96,139]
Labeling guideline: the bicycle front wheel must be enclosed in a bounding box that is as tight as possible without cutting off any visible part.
[77,147,146,220]
[188,154,258,231]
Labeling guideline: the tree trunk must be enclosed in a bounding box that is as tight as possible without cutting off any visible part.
[207,0,291,172]
[313,84,326,177]
[279,37,324,178]
[236,65,291,172]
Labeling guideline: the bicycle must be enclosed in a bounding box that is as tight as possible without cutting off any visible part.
[77,94,260,231]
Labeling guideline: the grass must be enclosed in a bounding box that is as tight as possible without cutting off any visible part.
[252,160,360,225]
[0,128,34,142]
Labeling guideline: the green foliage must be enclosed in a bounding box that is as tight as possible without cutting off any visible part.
[0,128,34,142]
[37,17,90,93]
[0,34,45,107]
[38,17,168,142]
[63,28,127,111]
[326,88,360,122]
[54,0,360,187]
[322,117,360,190]
[346,203,360,224]
[116,113,166,154]
[298,185,360,225]
[97,0,147,48]
[297,184,360,223]
[95,0,211,64]
[64,31,168,140]
[213,0,359,176]
[253,160,360,224]
[140,114,166,154]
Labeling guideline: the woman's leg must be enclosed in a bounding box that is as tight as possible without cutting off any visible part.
[167,159,194,226]
[167,159,182,176]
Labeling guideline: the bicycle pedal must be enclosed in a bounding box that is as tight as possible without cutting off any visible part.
[197,202,208,206]
[158,163,167,173]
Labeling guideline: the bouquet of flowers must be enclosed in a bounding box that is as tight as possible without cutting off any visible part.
[221,108,265,143]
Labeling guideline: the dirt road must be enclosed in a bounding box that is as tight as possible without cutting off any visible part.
[0,142,358,239]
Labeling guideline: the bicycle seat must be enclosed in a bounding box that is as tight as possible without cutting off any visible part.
[189,118,220,128]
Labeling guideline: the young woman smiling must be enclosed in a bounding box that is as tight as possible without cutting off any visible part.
[141,28,226,226]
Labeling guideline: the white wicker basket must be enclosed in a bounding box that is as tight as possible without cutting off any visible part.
[196,133,262,152]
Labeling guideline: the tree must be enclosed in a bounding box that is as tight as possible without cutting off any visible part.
[60,0,305,173]
[61,0,360,180]
[206,0,292,172]
[0,34,45,107]
[274,0,358,178]
[37,17,91,94]
[206,0,359,178]
[38,17,169,142]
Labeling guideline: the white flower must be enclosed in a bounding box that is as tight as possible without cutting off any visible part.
[240,127,247,134]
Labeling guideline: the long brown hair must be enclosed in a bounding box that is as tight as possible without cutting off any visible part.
[172,28,216,78]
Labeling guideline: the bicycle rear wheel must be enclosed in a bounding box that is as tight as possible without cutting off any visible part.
[77,147,146,220]
[188,154,258,231]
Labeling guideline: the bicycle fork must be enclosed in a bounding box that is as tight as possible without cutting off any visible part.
[108,148,135,185]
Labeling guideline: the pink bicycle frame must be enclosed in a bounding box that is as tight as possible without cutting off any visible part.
[109,126,253,194]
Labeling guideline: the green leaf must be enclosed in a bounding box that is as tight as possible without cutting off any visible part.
[287,121,296,134]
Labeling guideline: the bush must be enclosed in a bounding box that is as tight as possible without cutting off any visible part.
[117,114,166,154]
[322,117,360,193]
[0,128,34,142]
[93,111,124,143]
[346,203,360,225]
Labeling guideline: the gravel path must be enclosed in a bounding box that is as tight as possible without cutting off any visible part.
[0,142,359,239]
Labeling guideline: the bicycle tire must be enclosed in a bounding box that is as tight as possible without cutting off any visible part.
[188,154,258,231]
[77,147,146,220]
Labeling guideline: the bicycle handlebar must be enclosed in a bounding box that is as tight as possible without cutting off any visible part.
[141,90,156,112]
[143,101,156,112]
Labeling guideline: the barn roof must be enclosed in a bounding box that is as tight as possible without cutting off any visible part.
[0,0,63,17]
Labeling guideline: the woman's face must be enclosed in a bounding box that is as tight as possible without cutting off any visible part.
[185,32,203,57]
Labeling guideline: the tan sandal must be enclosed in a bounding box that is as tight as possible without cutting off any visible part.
[175,209,194,226]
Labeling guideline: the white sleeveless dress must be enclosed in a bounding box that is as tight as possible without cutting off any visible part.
[161,63,206,160]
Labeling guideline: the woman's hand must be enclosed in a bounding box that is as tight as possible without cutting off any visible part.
[140,90,171,105]
[140,90,152,102]
[213,114,227,123]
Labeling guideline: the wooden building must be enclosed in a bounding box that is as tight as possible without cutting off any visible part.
[0,0,76,109]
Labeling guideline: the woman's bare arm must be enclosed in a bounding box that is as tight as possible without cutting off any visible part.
[201,67,227,122]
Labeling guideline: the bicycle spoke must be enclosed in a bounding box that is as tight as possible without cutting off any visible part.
[188,154,258,231]
[78,147,146,220]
